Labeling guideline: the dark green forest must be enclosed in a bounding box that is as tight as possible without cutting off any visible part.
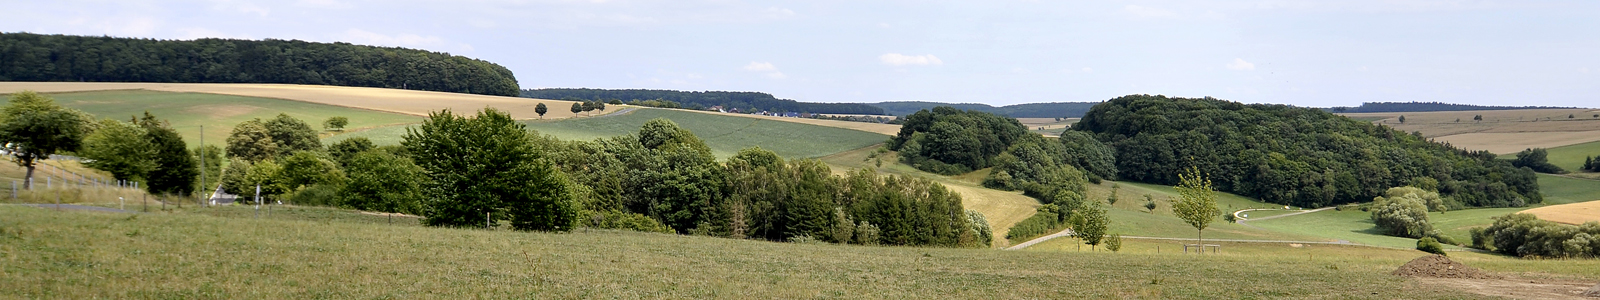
[872,101,1099,118]
[0,33,519,96]
[1072,95,1540,208]
[1325,102,1579,113]
[888,107,1030,175]
[521,88,885,115]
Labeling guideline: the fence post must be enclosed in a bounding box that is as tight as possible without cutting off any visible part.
[11,180,15,199]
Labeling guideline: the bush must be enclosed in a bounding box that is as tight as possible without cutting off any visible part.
[285,184,341,207]
[1004,205,1064,242]
[580,210,673,233]
[1105,234,1122,252]
[1371,187,1435,238]
[1416,237,1446,255]
[1471,213,1600,258]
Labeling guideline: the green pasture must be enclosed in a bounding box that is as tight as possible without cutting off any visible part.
[1544,139,1600,172]
[25,90,420,147]
[328,108,889,159]
[1537,173,1600,205]
[9,205,1594,299]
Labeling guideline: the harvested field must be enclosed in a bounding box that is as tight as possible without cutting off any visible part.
[1520,200,1600,225]
[1432,131,1600,155]
[0,82,584,119]
[1341,109,1600,153]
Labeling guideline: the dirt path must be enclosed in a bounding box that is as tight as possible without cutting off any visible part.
[1236,207,1335,222]
[1005,228,1075,250]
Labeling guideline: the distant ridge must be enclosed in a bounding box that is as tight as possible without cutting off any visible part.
[1326,102,1583,113]
[871,101,1099,118]
[520,88,885,115]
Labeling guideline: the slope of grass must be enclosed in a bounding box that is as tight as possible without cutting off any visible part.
[329,108,889,159]
[2,205,1572,299]
[1537,173,1600,205]
[1544,140,1600,172]
[34,89,420,147]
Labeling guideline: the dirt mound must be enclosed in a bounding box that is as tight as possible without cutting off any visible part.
[1584,283,1600,297]
[1391,255,1498,279]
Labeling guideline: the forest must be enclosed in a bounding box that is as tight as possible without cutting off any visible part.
[1071,95,1540,208]
[1325,101,1578,113]
[872,101,1099,118]
[0,33,520,96]
[521,88,885,115]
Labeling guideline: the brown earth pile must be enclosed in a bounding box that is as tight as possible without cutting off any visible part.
[1391,255,1498,279]
[1583,283,1600,297]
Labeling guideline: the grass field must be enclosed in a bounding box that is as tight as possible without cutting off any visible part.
[8,205,1598,299]
[14,90,421,147]
[1537,174,1600,205]
[327,108,890,159]
[1545,140,1600,172]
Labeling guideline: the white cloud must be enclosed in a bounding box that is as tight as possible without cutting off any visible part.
[1082,67,1093,73]
[1227,58,1256,70]
[743,61,778,71]
[879,53,943,66]
[1125,5,1176,18]
[742,61,785,79]
[1582,67,1591,74]
[764,7,796,18]
[340,29,444,48]
[295,0,353,9]
[208,0,271,16]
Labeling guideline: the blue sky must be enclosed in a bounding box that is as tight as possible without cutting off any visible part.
[4,1,1597,107]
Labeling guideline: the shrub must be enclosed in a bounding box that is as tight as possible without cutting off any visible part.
[855,221,880,245]
[579,210,673,234]
[1371,187,1435,238]
[1471,213,1600,258]
[1416,237,1446,256]
[285,184,340,207]
[1004,205,1064,242]
[1105,234,1122,252]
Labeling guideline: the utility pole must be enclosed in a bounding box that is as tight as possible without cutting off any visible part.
[200,125,206,207]
[254,184,261,219]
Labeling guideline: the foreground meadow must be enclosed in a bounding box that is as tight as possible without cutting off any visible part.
[5,205,1583,299]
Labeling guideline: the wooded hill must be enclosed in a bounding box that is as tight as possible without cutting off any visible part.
[1072,95,1541,208]
[872,101,1099,118]
[521,88,886,115]
[1325,101,1581,113]
[0,33,520,96]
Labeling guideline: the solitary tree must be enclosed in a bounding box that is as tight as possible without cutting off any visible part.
[1143,194,1157,213]
[1075,201,1109,251]
[534,103,548,119]
[1473,114,1483,122]
[0,91,92,189]
[1173,166,1220,253]
[323,116,349,132]
[570,102,582,116]
[1398,115,1406,123]
[595,101,607,112]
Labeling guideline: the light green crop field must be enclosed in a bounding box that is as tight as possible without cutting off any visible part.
[327,108,889,159]
[21,90,421,147]
[7,205,1589,299]
[1544,140,1600,172]
[1537,173,1600,205]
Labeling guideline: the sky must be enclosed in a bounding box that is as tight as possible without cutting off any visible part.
[3,0,1598,107]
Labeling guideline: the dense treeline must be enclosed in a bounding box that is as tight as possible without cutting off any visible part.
[888,107,1030,175]
[540,119,988,247]
[1511,148,1565,174]
[521,88,885,115]
[1072,95,1540,208]
[1325,102,1579,113]
[1472,214,1600,258]
[872,101,1099,118]
[0,33,519,96]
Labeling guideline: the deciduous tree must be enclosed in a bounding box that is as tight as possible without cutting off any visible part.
[1173,166,1220,252]
[80,119,155,181]
[323,116,349,132]
[0,91,92,189]
[403,108,578,231]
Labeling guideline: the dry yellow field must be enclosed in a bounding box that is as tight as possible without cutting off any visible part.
[1341,109,1600,154]
[0,82,902,135]
[0,82,589,119]
[1520,201,1600,225]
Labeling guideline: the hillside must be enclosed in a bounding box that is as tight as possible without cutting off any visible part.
[1074,95,1541,208]
[872,101,1099,118]
[523,88,884,115]
[0,33,518,96]
[1339,108,1600,154]
[0,82,589,120]
[328,108,889,159]
[1327,102,1582,113]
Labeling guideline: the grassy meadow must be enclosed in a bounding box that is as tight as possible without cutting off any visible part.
[22,90,422,147]
[1545,140,1600,172]
[6,204,1584,299]
[328,108,891,160]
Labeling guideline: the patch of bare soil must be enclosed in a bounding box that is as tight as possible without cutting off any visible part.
[1398,255,1600,299]
[1392,255,1497,279]
[1585,283,1600,297]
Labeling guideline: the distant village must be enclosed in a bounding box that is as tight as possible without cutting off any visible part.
[706,105,901,124]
